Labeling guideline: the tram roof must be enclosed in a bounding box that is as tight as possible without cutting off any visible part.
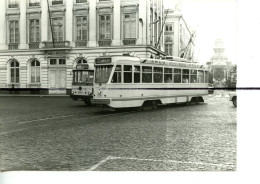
[95,55,207,69]
[140,58,206,69]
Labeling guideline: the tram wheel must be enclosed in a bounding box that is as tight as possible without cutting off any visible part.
[152,101,158,110]
[84,99,92,106]
[136,106,143,112]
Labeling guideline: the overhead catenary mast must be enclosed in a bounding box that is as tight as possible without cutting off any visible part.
[155,8,169,50]
[181,31,196,60]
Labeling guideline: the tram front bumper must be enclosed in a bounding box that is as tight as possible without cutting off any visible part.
[91,98,111,105]
[70,94,92,101]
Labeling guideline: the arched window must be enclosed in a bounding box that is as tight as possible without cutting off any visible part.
[77,58,87,64]
[31,59,40,83]
[10,60,19,83]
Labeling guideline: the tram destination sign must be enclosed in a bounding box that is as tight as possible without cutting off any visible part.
[95,58,112,64]
[76,64,89,69]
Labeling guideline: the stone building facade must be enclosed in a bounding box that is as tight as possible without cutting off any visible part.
[163,6,195,61]
[0,0,165,94]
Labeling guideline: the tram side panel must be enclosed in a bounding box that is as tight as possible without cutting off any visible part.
[93,83,208,108]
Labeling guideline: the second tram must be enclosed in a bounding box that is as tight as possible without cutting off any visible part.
[70,63,94,105]
[91,56,209,110]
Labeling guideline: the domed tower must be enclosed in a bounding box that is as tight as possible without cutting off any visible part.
[208,38,231,86]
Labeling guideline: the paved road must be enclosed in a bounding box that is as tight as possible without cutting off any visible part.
[0,91,236,171]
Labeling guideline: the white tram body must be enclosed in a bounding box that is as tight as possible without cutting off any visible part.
[92,56,209,109]
[70,63,94,105]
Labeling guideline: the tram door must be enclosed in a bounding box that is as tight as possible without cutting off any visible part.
[49,58,66,94]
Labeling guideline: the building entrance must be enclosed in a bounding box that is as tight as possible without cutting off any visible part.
[49,58,67,94]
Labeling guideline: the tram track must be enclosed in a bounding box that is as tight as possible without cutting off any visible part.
[0,110,137,136]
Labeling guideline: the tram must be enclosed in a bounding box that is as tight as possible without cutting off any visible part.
[70,63,94,105]
[91,55,209,110]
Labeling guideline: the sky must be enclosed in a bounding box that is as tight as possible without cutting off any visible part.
[164,0,237,64]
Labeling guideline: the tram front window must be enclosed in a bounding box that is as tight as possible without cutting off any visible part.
[95,65,113,83]
[73,70,94,84]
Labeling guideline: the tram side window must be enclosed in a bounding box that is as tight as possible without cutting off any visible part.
[198,70,205,83]
[87,71,94,83]
[82,71,88,83]
[112,65,122,83]
[142,66,152,83]
[153,67,163,83]
[124,65,132,83]
[78,71,83,82]
[73,71,77,84]
[190,69,197,83]
[182,69,189,83]
[164,68,173,83]
[174,68,181,83]
[134,66,140,83]
[205,71,209,83]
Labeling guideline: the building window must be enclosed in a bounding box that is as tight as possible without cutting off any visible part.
[76,0,87,3]
[164,36,173,56]
[29,0,40,7]
[123,13,136,39]
[52,0,63,5]
[29,20,40,42]
[31,60,40,83]
[10,60,19,83]
[9,20,19,44]
[165,24,173,32]
[77,58,87,64]
[59,59,66,65]
[99,15,111,40]
[76,16,88,41]
[165,44,173,56]
[50,58,66,65]
[52,18,63,41]
[8,0,19,8]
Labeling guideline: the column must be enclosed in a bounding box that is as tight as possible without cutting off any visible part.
[88,0,97,47]
[66,0,73,44]
[41,0,48,42]
[137,0,146,45]
[0,0,6,49]
[112,0,121,46]
[20,0,27,49]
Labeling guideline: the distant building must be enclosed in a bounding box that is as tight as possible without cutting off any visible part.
[0,0,165,95]
[207,38,233,86]
[164,6,195,61]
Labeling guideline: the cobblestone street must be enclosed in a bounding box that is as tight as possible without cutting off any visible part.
[0,90,236,171]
